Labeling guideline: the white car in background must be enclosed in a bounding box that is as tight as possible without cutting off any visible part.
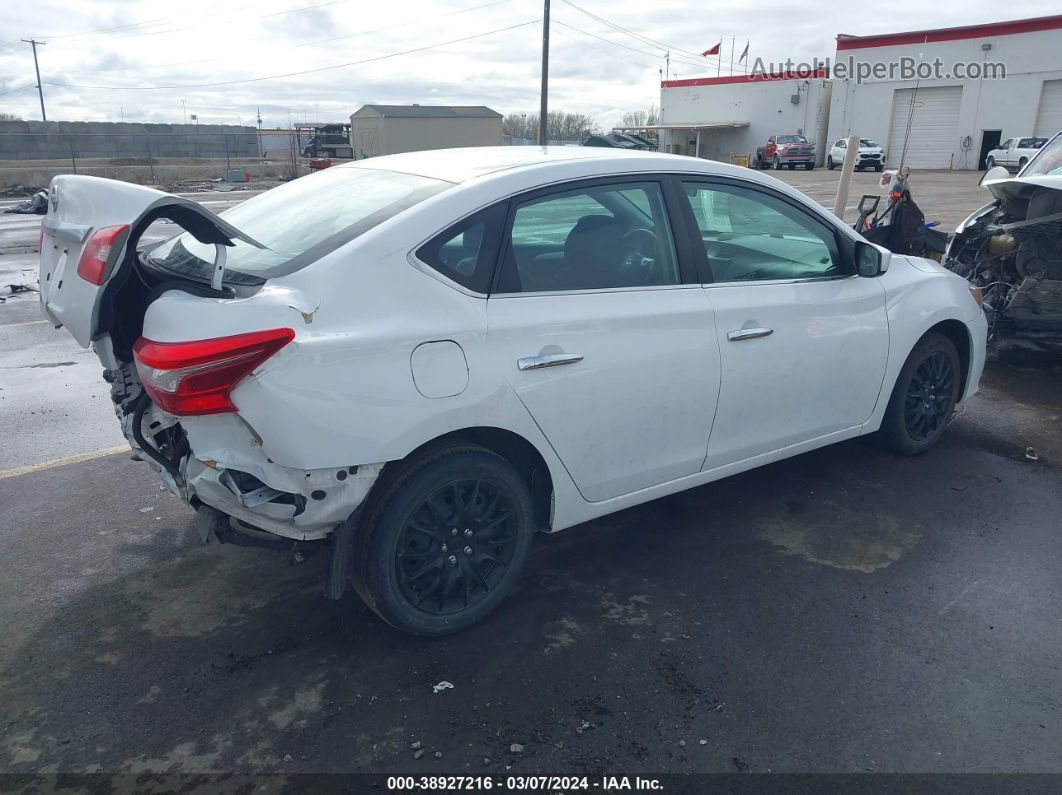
[39,147,986,635]
[986,137,1047,171]
[827,138,886,171]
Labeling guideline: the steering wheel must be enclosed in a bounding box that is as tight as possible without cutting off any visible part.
[620,228,658,282]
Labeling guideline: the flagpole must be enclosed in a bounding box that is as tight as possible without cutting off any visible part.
[717,41,721,77]
[730,37,735,76]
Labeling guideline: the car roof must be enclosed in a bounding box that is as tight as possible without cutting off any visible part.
[337,146,682,184]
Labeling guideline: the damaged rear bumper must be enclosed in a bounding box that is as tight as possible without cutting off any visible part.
[124,403,383,541]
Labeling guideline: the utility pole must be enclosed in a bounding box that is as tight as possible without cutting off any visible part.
[538,0,550,146]
[22,39,47,121]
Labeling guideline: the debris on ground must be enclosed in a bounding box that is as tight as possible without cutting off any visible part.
[3,190,47,215]
[509,743,524,754]
[1026,447,1039,461]
[432,680,454,693]
[433,751,443,759]
[413,749,424,760]
[410,741,421,750]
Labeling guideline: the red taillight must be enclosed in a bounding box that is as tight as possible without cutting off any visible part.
[133,328,295,416]
[76,225,128,285]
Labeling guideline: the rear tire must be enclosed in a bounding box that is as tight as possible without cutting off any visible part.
[351,446,534,636]
[877,333,961,456]
[804,163,814,170]
[827,156,835,170]
[1018,157,1028,170]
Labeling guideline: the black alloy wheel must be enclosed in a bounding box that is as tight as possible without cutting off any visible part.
[396,479,517,615]
[903,350,955,441]
[878,332,961,455]
[349,445,534,636]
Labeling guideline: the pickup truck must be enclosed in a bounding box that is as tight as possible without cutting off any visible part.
[756,134,815,170]
[985,137,1047,172]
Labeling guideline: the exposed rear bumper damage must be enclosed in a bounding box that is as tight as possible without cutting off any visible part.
[108,359,382,542]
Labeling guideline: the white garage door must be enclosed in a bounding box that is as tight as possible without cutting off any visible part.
[1034,80,1062,139]
[888,86,963,169]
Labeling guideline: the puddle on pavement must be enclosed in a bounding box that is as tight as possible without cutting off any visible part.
[757,502,918,573]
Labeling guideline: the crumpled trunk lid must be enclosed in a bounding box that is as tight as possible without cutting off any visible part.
[39,175,263,348]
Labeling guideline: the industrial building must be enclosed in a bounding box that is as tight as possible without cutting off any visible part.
[349,105,502,159]
[656,71,832,165]
[827,15,1062,169]
[652,14,1062,170]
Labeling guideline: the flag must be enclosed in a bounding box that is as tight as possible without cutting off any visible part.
[739,41,749,63]
[701,41,721,57]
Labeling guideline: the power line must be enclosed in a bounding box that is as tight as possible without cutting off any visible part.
[42,20,539,91]
[0,84,35,97]
[559,0,747,75]
[551,24,657,68]
[68,0,514,75]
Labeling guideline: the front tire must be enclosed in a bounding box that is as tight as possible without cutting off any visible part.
[878,333,961,455]
[986,155,995,169]
[351,446,534,636]
[827,156,835,170]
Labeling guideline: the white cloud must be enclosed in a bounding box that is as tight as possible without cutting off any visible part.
[0,0,1051,129]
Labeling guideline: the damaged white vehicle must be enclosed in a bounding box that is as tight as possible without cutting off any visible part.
[40,147,986,635]
[945,131,1062,353]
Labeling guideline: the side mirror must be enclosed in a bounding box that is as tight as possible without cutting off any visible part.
[980,165,1010,186]
[856,241,891,277]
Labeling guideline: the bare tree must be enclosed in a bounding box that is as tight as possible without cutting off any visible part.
[503,111,599,142]
[621,104,659,129]
[0,112,22,121]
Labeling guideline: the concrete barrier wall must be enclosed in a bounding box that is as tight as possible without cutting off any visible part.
[0,121,260,161]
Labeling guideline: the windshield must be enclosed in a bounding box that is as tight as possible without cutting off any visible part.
[777,135,807,144]
[146,166,451,280]
[1023,133,1062,177]
[860,139,878,147]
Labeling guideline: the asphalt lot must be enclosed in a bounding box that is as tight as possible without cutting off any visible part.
[1,169,1060,778]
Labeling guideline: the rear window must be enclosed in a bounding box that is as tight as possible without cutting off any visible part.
[145,166,451,281]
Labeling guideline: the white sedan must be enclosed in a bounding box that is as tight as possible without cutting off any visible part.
[38,147,986,635]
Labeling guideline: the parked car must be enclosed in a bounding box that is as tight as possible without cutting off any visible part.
[39,147,986,635]
[755,134,815,170]
[827,138,886,171]
[985,137,1047,172]
[945,131,1062,353]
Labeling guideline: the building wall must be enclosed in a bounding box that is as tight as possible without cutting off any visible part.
[349,114,502,159]
[659,74,832,163]
[826,22,1062,169]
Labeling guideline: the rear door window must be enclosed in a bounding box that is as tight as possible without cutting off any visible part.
[496,181,680,293]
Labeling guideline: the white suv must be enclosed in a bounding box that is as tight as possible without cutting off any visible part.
[39,147,986,635]
[827,138,886,171]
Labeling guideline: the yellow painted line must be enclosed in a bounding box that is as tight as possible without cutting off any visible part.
[0,445,130,479]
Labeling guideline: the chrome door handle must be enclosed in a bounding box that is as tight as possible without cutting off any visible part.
[727,327,774,342]
[518,353,584,371]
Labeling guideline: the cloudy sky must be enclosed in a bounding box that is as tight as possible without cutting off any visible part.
[0,0,1052,130]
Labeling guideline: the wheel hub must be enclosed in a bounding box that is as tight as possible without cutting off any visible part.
[903,351,955,441]
[396,479,516,615]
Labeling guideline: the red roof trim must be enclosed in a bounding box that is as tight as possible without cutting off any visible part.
[836,14,1062,50]
[661,69,827,88]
